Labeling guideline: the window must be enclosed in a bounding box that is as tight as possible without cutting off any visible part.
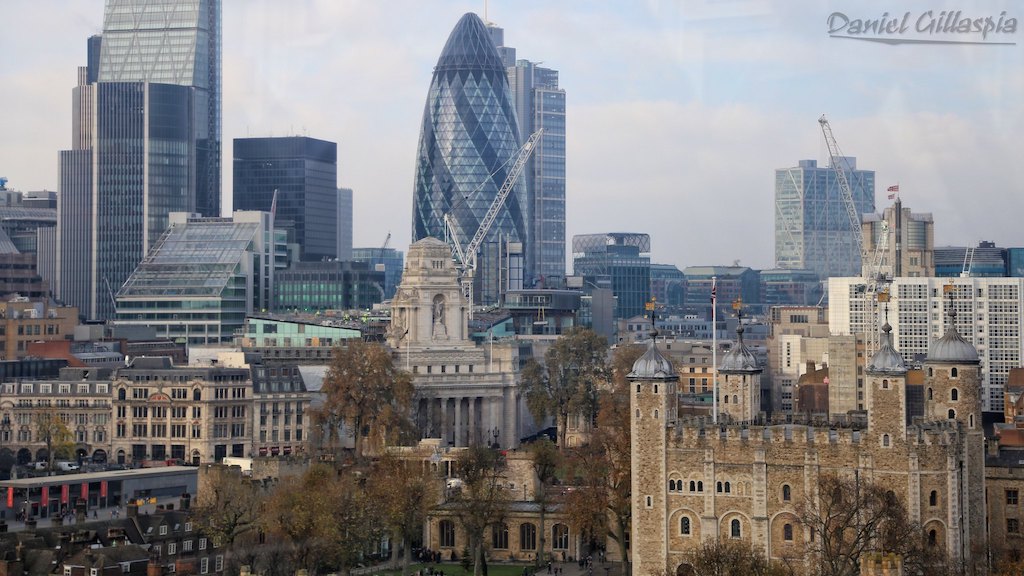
[882,379,889,390]
[215,556,223,572]
[1008,490,1019,505]
[199,538,207,550]
[1008,519,1020,534]
[725,482,731,494]
[948,409,956,420]
[783,524,793,541]
[782,485,791,502]
[669,479,676,491]
[552,524,569,549]
[951,388,959,401]
[646,495,652,507]
[928,529,937,546]
[520,523,537,550]
[928,387,933,400]
[731,519,741,538]
[183,540,193,552]
[689,480,696,492]
[680,516,691,535]
[882,434,891,447]
[717,481,723,493]
[439,520,456,548]
[200,559,209,575]
[951,367,958,378]
[492,523,509,549]
[930,491,938,507]
[697,481,703,492]
[168,543,176,555]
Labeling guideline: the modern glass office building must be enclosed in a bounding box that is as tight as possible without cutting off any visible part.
[233,137,338,261]
[273,261,384,313]
[775,158,875,279]
[351,247,404,300]
[572,233,651,320]
[114,212,288,345]
[489,24,567,284]
[412,12,526,305]
[98,0,222,218]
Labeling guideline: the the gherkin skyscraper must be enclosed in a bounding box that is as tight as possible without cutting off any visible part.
[412,12,527,305]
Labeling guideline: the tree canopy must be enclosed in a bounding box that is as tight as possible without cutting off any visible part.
[317,341,414,459]
[449,445,510,576]
[521,327,608,448]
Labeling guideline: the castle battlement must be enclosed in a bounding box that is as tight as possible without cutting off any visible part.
[667,418,966,450]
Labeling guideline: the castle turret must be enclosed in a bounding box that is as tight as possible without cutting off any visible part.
[630,337,678,576]
[718,323,761,423]
[923,303,985,571]
[864,322,908,439]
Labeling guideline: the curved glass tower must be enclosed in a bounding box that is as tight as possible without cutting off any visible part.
[412,12,526,304]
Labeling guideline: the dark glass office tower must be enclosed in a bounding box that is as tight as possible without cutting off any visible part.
[98,0,221,217]
[412,12,526,305]
[233,137,339,262]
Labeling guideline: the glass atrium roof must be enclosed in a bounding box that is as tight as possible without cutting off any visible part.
[117,221,259,298]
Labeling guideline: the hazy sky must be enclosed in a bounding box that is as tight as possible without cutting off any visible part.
[1,0,1021,269]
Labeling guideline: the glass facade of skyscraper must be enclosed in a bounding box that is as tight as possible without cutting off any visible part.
[233,137,338,262]
[98,0,221,218]
[775,158,875,279]
[412,12,526,305]
[572,233,651,320]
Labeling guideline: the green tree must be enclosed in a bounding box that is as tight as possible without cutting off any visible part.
[369,454,441,576]
[317,341,414,460]
[450,445,510,576]
[521,327,608,448]
[35,409,74,471]
[527,437,562,566]
[564,344,642,574]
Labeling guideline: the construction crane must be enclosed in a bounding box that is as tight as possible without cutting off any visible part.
[819,115,888,355]
[960,245,975,278]
[444,129,543,314]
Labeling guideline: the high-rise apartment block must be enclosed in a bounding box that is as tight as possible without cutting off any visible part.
[829,276,1024,411]
[233,137,339,261]
[412,13,527,305]
[862,198,934,278]
[489,24,567,283]
[775,158,875,279]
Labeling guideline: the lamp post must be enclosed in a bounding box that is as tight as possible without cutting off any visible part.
[491,427,500,449]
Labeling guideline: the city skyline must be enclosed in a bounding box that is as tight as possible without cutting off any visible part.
[1,0,1021,270]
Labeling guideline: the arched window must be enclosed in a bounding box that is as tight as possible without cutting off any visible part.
[927,387,933,400]
[882,379,889,390]
[193,388,201,401]
[689,480,696,492]
[951,367,958,378]
[117,388,126,401]
[730,519,741,538]
[882,434,890,447]
[492,523,509,549]
[724,482,731,494]
[654,409,659,419]
[951,388,959,401]
[439,520,456,548]
[928,529,937,546]
[929,491,938,507]
[782,485,791,502]
[669,479,676,491]
[783,524,793,541]
[928,367,933,377]
[717,481,723,493]
[636,385,641,393]
[646,496,652,507]
[654,384,659,394]
[732,394,738,404]
[948,409,956,420]
[697,481,703,492]
[970,414,975,428]
[724,395,729,404]
[552,524,569,550]
[636,409,641,418]
[681,516,691,535]
[519,523,536,551]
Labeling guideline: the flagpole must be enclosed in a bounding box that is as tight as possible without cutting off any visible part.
[712,276,718,424]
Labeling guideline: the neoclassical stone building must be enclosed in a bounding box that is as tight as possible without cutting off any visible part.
[630,317,987,574]
[387,238,521,448]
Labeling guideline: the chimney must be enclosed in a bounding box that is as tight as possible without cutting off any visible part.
[806,360,816,373]
[127,503,138,519]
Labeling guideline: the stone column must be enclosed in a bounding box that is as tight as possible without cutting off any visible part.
[468,397,477,446]
[440,398,449,444]
[454,397,463,447]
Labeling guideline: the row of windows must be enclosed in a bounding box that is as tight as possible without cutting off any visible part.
[437,521,569,550]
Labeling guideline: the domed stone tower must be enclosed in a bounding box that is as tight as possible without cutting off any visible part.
[864,322,908,439]
[386,237,471,348]
[717,323,761,423]
[630,338,678,576]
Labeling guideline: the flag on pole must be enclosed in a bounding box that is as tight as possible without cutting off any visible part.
[887,184,899,199]
[710,279,717,304]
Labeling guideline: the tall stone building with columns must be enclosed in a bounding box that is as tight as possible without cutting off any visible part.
[631,312,988,574]
[387,238,521,448]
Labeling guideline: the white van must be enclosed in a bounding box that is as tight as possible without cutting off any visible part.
[56,461,80,472]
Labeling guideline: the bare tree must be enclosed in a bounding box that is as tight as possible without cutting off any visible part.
[190,465,263,548]
[681,539,788,576]
[369,454,441,576]
[449,445,510,576]
[35,408,74,472]
[527,437,562,566]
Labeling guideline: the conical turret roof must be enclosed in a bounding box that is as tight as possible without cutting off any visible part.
[720,324,759,373]
[866,323,907,375]
[629,340,677,380]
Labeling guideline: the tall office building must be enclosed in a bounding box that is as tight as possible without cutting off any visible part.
[352,247,404,300]
[489,24,567,283]
[861,198,934,278]
[775,158,875,279]
[337,187,353,261]
[412,13,527,305]
[233,137,339,261]
[98,0,222,218]
[572,233,651,320]
[56,1,221,322]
